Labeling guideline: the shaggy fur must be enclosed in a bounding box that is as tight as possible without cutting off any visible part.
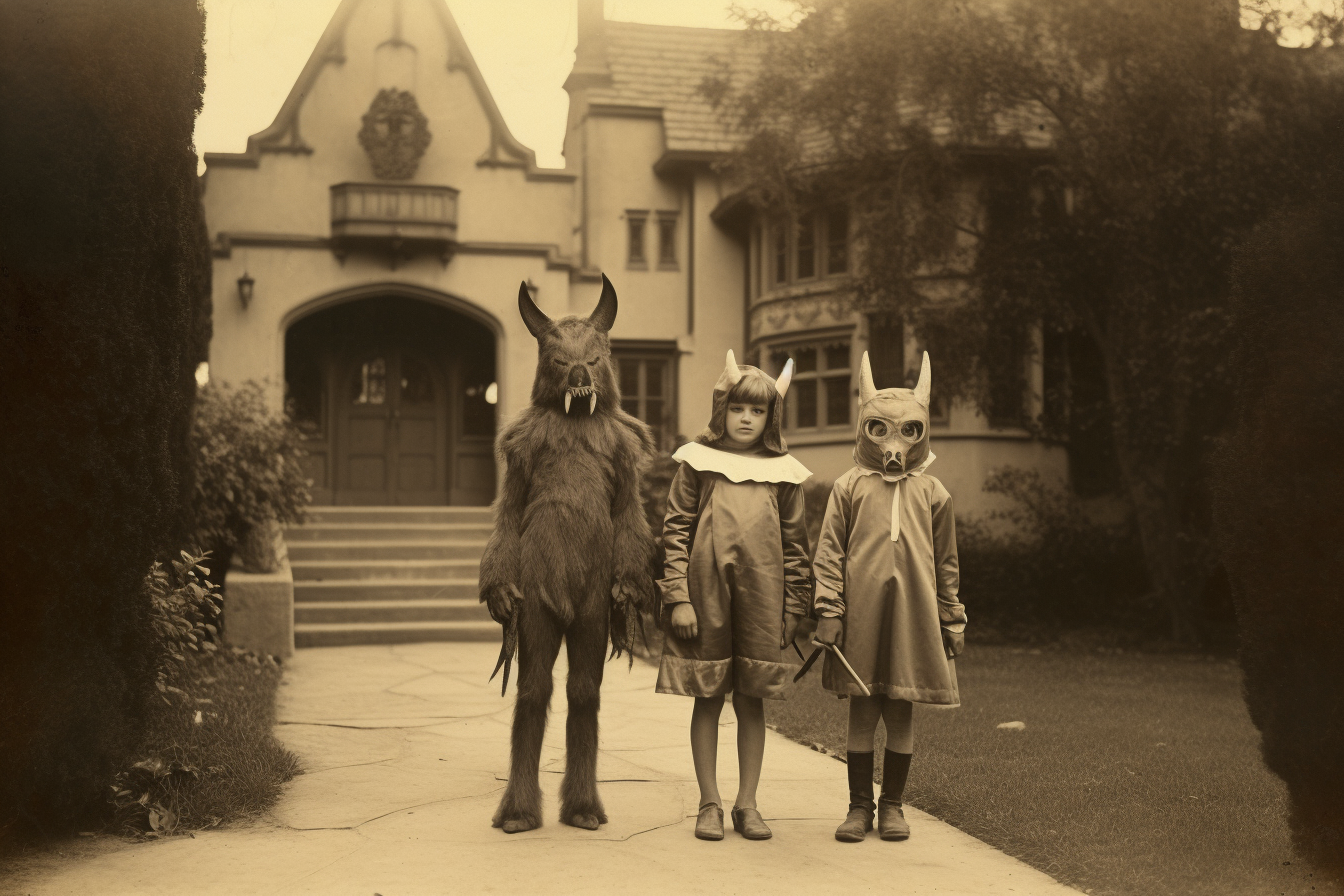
[481,276,655,833]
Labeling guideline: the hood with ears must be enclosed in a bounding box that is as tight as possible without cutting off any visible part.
[854,350,935,479]
[695,350,795,456]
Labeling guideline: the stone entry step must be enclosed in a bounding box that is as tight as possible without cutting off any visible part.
[293,620,499,647]
[287,507,498,647]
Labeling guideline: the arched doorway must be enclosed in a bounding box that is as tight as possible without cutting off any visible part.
[284,295,497,505]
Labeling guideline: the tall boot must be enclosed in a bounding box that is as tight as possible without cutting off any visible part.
[834,751,875,843]
[878,749,912,841]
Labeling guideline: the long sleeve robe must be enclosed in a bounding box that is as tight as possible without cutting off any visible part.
[812,466,965,705]
[655,442,812,700]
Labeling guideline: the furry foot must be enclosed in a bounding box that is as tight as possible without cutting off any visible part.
[560,811,606,830]
[492,809,543,834]
[492,793,543,834]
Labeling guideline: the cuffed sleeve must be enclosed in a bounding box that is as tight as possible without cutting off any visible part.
[776,481,813,617]
[657,463,700,606]
[931,482,966,633]
[811,475,852,618]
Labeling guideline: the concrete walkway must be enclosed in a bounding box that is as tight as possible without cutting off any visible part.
[16,644,1080,896]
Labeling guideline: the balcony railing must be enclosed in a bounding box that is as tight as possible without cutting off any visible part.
[330,182,459,267]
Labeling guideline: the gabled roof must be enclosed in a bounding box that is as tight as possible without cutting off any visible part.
[584,22,768,155]
[203,0,571,181]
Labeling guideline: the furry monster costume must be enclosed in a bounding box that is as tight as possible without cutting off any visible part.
[812,352,965,704]
[480,276,655,833]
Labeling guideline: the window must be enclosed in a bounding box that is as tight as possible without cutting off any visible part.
[627,212,647,267]
[657,212,678,269]
[768,338,852,431]
[613,341,678,450]
[796,213,816,279]
[826,206,849,274]
[766,206,850,286]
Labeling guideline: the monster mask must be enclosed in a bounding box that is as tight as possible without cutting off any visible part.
[854,350,933,479]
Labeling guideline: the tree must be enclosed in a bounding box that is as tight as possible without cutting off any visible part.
[0,0,207,836]
[716,0,1344,642]
[1210,180,1344,881]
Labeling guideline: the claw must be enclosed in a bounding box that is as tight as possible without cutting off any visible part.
[490,615,519,697]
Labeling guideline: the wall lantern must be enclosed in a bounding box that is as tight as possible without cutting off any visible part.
[237,271,255,309]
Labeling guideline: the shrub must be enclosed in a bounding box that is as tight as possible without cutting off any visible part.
[144,550,222,705]
[955,467,1154,640]
[1211,186,1344,881]
[0,0,207,839]
[191,382,311,577]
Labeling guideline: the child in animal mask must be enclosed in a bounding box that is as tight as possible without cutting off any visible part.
[811,351,965,843]
[656,351,813,843]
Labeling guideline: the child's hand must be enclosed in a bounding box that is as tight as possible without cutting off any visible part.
[670,603,699,640]
[780,613,802,649]
[814,616,844,648]
[943,630,965,658]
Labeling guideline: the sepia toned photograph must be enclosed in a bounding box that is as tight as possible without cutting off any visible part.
[1,0,1341,893]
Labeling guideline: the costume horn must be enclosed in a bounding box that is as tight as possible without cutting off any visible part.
[776,358,795,398]
[858,351,878,405]
[723,349,744,387]
[588,273,618,333]
[913,351,931,407]
[518,281,553,338]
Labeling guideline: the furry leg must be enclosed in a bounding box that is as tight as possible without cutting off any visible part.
[493,601,564,833]
[559,599,609,829]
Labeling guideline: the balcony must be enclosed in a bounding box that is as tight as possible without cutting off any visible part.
[330,182,459,268]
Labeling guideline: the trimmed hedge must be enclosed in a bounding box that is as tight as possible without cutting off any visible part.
[0,0,207,838]
[1211,187,1344,880]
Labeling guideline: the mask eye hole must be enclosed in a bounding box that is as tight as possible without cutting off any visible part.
[900,421,924,440]
[864,419,888,439]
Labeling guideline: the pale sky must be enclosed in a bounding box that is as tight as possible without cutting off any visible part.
[196,0,799,171]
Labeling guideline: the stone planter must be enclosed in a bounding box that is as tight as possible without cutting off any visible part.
[225,534,295,659]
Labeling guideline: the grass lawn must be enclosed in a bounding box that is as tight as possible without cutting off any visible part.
[767,645,1337,896]
[111,649,301,835]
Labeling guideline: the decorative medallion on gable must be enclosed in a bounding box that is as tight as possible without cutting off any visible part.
[358,88,432,179]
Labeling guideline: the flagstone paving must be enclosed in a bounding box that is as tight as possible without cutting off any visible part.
[11,643,1082,895]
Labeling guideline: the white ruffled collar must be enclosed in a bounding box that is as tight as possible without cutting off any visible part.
[673,442,812,485]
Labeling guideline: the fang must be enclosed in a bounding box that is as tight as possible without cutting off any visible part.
[589,393,597,414]
[564,392,572,413]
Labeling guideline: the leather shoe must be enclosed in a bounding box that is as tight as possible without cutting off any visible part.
[731,806,772,840]
[694,802,724,841]
[835,805,873,842]
[878,800,910,841]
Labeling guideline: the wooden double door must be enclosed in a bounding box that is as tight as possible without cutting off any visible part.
[286,297,497,506]
[342,349,449,505]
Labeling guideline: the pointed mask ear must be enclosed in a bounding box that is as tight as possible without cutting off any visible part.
[588,273,618,333]
[858,351,877,406]
[913,351,931,407]
[518,281,553,338]
[776,358,794,398]
[723,349,743,387]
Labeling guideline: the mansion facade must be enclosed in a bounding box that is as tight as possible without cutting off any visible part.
[201,0,1067,514]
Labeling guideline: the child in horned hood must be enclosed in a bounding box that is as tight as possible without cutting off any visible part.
[811,351,965,843]
[656,351,813,843]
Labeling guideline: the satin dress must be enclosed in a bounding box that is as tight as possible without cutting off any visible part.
[655,442,813,700]
[812,466,966,705]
